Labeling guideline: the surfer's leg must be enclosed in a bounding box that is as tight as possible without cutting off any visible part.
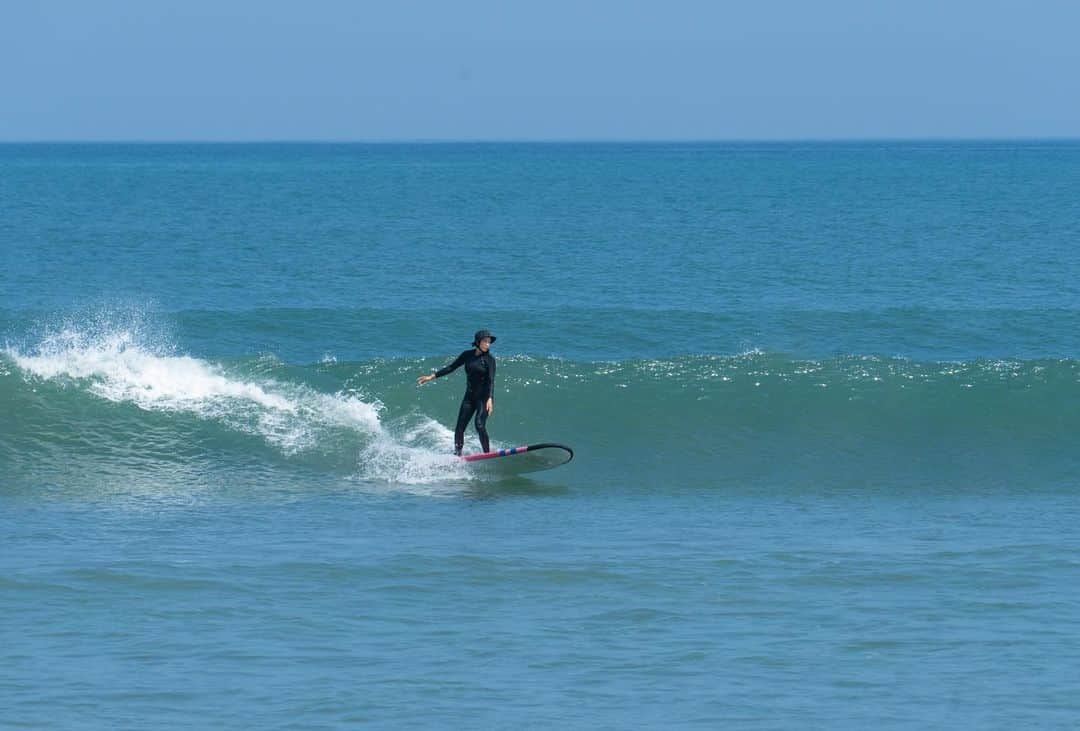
[454,397,476,455]
[474,399,490,453]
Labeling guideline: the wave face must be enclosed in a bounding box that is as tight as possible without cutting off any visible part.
[4,324,1077,492]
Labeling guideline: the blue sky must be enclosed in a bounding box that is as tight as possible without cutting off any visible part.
[3,0,1078,140]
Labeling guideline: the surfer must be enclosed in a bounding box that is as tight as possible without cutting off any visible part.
[417,330,496,455]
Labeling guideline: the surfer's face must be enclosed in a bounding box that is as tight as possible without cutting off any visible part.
[477,337,492,352]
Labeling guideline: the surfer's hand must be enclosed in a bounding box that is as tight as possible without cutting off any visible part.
[486,398,494,415]
[417,374,435,386]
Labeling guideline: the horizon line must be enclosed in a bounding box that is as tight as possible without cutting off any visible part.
[2,136,1079,145]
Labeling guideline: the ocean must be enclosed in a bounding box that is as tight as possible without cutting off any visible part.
[2,142,1079,728]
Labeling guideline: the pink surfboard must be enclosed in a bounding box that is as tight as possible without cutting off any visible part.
[461,443,574,474]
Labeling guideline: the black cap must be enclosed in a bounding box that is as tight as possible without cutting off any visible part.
[472,329,496,346]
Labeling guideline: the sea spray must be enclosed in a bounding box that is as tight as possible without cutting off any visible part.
[2,325,479,484]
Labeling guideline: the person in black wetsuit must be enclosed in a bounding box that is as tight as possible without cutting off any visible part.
[416,330,497,455]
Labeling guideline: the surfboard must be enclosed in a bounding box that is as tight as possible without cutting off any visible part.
[461,443,573,475]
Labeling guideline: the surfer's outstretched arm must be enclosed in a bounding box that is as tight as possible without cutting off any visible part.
[416,351,467,386]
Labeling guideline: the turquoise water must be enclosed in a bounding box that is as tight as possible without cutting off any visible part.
[3,143,1080,727]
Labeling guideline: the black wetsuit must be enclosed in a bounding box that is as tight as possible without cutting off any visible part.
[435,349,496,454]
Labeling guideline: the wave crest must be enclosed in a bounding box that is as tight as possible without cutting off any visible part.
[4,327,471,485]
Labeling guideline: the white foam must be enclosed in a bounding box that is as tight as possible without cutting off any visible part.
[14,330,297,412]
[356,416,475,486]
[7,327,474,485]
